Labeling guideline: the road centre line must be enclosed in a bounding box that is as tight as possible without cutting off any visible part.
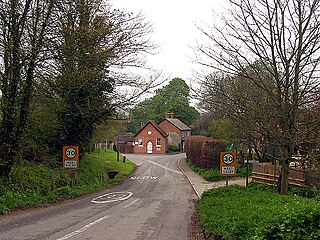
[147,160,183,175]
[124,199,139,208]
[56,215,110,240]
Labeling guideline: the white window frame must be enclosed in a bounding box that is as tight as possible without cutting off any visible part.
[138,137,143,146]
[156,138,161,147]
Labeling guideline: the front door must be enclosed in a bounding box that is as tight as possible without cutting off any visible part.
[147,141,153,154]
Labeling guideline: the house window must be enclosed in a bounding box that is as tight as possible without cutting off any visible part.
[156,138,161,146]
[138,137,143,146]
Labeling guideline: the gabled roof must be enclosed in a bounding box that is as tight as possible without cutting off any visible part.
[134,120,168,137]
[161,118,191,131]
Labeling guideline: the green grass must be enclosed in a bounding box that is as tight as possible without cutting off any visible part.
[199,183,320,240]
[187,159,251,181]
[0,149,135,214]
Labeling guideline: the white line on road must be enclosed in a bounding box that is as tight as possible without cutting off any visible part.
[56,215,110,240]
[91,192,133,204]
[124,199,139,208]
[147,160,184,175]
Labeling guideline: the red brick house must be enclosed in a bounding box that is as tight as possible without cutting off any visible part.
[133,120,168,154]
[159,113,191,151]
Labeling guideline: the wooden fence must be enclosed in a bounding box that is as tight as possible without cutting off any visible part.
[252,163,305,188]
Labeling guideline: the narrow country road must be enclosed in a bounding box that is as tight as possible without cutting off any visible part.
[0,153,197,240]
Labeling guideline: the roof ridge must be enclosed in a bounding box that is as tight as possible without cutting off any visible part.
[163,118,191,130]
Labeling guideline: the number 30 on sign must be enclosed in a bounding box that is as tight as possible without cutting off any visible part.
[220,152,237,176]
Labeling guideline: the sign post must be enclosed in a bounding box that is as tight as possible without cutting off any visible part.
[220,152,237,186]
[62,146,79,186]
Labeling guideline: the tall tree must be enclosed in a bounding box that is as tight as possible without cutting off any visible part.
[51,0,156,156]
[0,0,55,176]
[195,0,320,194]
[129,78,200,132]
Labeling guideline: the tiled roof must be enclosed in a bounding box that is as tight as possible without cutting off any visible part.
[134,120,168,137]
[163,118,191,131]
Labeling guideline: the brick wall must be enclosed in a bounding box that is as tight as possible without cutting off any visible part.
[134,122,167,154]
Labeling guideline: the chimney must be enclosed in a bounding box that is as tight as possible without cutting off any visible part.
[165,112,174,119]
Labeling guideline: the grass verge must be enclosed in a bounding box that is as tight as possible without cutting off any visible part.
[199,183,320,239]
[187,159,251,181]
[0,149,135,215]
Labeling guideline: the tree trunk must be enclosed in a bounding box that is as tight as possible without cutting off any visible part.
[279,159,290,195]
[0,144,15,177]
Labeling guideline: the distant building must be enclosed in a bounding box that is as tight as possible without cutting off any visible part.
[130,113,191,154]
[133,120,168,154]
[158,113,191,151]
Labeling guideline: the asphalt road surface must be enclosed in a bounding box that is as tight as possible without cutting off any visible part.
[0,153,197,240]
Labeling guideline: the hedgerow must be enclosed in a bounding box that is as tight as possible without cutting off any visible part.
[185,136,227,169]
[199,184,320,240]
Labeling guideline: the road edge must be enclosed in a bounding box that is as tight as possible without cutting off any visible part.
[177,157,201,199]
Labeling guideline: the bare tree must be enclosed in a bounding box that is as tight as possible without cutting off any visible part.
[0,0,55,176]
[195,0,320,194]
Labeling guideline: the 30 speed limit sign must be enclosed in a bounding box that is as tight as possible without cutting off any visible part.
[220,152,237,176]
[62,146,79,170]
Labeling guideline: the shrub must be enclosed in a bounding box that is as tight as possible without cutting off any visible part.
[0,149,134,214]
[188,160,252,181]
[169,144,178,152]
[186,136,208,167]
[202,138,228,169]
[199,185,320,240]
[185,136,227,169]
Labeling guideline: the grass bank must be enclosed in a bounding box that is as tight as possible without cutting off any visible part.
[0,149,134,215]
[199,183,320,239]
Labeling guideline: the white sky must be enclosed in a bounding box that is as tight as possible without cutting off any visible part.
[112,0,228,82]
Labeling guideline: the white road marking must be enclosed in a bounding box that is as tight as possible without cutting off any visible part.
[56,215,110,240]
[124,199,139,208]
[148,160,184,175]
[130,176,158,180]
[91,192,133,204]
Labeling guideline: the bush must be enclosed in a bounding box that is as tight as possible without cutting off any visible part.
[169,144,178,152]
[0,149,134,214]
[188,160,252,181]
[185,136,208,167]
[199,185,320,240]
[185,136,227,169]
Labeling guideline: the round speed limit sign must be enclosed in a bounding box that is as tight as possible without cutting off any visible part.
[65,147,77,159]
[222,153,234,165]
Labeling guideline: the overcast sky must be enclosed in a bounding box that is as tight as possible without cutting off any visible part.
[112,0,228,82]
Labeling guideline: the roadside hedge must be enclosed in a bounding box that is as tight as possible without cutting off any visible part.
[185,136,227,169]
[199,184,320,240]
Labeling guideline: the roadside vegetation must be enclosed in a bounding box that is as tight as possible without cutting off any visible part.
[199,183,320,240]
[187,159,251,181]
[0,149,134,215]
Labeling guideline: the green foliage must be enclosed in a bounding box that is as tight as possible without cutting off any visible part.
[199,185,320,240]
[209,118,235,143]
[51,1,116,155]
[15,83,65,165]
[129,78,200,132]
[289,186,320,201]
[187,159,251,181]
[0,149,134,214]
[168,144,178,152]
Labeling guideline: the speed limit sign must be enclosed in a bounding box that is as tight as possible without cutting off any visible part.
[220,152,237,176]
[65,147,77,159]
[222,153,234,165]
[63,146,79,170]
